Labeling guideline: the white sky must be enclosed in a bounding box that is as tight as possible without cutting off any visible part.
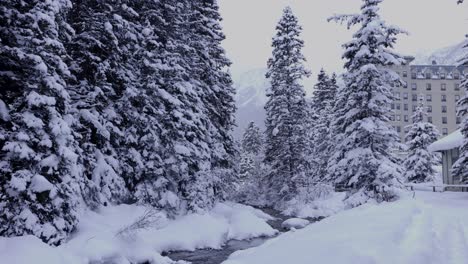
[219,0,468,79]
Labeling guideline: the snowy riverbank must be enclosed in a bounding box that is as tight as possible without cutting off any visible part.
[224,191,468,264]
[0,202,277,264]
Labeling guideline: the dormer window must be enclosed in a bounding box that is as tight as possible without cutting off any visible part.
[454,72,460,79]
[425,72,431,79]
[440,72,446,79]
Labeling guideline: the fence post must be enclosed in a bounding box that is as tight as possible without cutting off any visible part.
[433,186,436,192]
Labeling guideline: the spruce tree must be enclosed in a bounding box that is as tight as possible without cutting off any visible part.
[310,69,338,182]
[327,0,404,205]
[403,96,440,183]
[66,0,138,206]
[242,122,264,155]
[453,45,468,182]
[0,0,80,244]
[184,0,237,211]
[264,7,311,205]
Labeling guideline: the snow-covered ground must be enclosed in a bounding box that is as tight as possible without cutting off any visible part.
[0,202,277,264]
[224,191,468,264]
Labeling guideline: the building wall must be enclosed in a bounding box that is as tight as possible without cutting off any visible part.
[389,60,465,142]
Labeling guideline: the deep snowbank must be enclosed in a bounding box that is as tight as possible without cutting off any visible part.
[224,191,468,264]
[0,202,276,264]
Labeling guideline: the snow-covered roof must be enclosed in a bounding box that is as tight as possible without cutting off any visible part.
[429,130,464,152]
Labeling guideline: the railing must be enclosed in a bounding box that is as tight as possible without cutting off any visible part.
[405,184,468,192]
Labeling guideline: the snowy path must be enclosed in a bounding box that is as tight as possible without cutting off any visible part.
[223,192,468,264]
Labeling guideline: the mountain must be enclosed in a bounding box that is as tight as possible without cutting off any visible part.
[233,68,269,139]
[413,40,467,65]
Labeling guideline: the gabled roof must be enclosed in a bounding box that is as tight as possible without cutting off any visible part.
[429,129,464,152]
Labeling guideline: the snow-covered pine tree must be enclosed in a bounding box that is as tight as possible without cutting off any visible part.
[327,0,405,205]
[0,0,80,244]
[184,0,238,211]
[264,7,311,205]
[242,122,264,155]
[66,0,137,207]
[452,41,468,182]
[310,69,338,182]
[403,96,440,183]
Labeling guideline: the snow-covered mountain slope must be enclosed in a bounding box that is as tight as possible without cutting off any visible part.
[413,40,467,65]
[233,68,316,139]
[233,68,269,138]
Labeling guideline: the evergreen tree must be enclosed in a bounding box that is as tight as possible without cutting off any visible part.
[264,7,311,205]
[184,0,238,210]
[310,70,338,182]
[453,42,468,182]
[242,122,263,155]
[327,0,404,205]
[0,0,80,244]
[403,96,440,183]
[238,122,265,204]
[66,0,139,207]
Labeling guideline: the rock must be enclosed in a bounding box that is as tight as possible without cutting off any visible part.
[281,218,310,230]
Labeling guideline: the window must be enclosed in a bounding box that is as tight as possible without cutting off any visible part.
[403,82,408,88]
[427,106,432,113]
[404,104,408,111]
[403,93,408,100]
[454,73,460,79]
[411,83,417,90]
[411,72,417,79]
[457,117,461,124]
[396,126,401,133]
[403,71,408,77]
[442,106,447,113]
[456,95,461,101]
[391,103,395,110]
[426,72,431,79]
[396,103,401,110]
[412,94,418,101]
[441,72,446,79]
[442,117,447,124]
[428,116,433,123]
[404,115,409,122]
[413,105,417,111]
[441,83,446,91]
[396,115,401,121]
[391,115,395,121]
[441,94,446,102]
[426,94,432,102]
[443,128,448,136]
[455,83,460,91]
[405,127,410,134]
[396,82,400,87]
[426,83,431,90]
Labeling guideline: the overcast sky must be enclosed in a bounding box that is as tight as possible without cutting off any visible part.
[218,0,468,79]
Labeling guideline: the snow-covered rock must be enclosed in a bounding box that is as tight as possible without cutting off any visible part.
[281,218,310,230]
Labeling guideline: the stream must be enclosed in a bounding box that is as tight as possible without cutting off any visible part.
[164,207,323,264]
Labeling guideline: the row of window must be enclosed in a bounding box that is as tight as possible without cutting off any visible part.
[390,115,461,125]
[394,126,450,136]
[393,93,461,102]
[390,103,456,114]
[397,71,464,80]
[393,82,461,91]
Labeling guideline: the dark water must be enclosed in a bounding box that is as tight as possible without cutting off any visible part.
[165,207,323,264]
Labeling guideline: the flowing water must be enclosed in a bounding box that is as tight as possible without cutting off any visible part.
[164,207,323,264]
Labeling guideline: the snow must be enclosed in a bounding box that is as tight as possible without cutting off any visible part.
[281,218,309,230]
[0,202,275,264]
[0,99,9,121]
[283,191,347,218]
[429,129,464,152]
[224,191,468,264]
